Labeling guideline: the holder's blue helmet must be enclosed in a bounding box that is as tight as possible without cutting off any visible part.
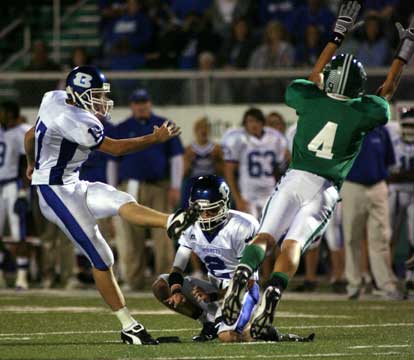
[190,175,230,231]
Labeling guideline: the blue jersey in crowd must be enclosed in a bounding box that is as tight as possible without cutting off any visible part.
[115,114,184,182]
[347,126,395,186]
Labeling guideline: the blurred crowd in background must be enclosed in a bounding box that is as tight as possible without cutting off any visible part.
[5,0,414,73]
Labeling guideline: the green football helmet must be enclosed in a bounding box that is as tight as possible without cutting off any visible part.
[323,53,367,98]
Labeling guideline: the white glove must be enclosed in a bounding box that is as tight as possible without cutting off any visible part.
[395,17,414,63]
[331,0,362,45]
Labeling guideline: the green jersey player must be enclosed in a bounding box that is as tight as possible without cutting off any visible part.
[221,0,414,339]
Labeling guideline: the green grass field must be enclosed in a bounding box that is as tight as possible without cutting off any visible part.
[0,290,413,360]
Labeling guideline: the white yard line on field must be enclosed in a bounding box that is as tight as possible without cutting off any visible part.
[349,345,412,349]
[0,306,352,318]
[124,351,411,360]
[0,322,414,338]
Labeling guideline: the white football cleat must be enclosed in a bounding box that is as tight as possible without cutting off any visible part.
[121,323,158,345]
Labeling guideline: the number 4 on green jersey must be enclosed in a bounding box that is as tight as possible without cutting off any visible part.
[307,122,338,160]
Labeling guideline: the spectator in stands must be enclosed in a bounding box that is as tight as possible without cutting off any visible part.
[266,111,287,134]
[341,126,403,300]
[207,0,253,39]
[258,0,298,32]
[354,15,389,67]
[172,0,213,20]
[218,17,255,102]
[20,40,60,105]
[291,0,335,44]
[70,47,91,68]
[249,21,294,69]
[219,17,255,69]
[177,12,221,70]
[24,40,60,71]
[248,22,294,102]
[295,23,324,66]
[363,0,397,21]
[106,0,153,60]
[115,89,184,290]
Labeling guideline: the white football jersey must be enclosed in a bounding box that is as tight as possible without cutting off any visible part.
[0,123,31,181]
[221,127,288,200]
[178,210,259,283]
[389,131,414,193]
[31,91,104,185]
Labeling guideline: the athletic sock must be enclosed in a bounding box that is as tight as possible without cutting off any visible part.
[239,244,266,272]
[114,307,138,330]
[269,272,289,293]
[16,256,29,270]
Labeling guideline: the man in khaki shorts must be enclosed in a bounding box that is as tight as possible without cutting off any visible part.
[341,126,402,300]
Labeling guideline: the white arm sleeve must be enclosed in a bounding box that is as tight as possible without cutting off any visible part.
[173,245,192,271]
[106,159,118,187]
[170,154,184,190]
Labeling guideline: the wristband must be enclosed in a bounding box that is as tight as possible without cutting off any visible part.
[329,32,344,47]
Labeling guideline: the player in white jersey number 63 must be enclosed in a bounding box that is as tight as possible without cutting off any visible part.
[24,65,199,345]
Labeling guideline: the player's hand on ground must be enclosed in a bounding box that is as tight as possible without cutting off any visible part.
[192,286,210,302]
[153,120,181,143]
[165,291,186,308]
[333,0,362,38]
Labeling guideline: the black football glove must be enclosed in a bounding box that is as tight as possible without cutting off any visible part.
[167,203,200,241]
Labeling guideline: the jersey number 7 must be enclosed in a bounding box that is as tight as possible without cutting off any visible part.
[307,122,338,160]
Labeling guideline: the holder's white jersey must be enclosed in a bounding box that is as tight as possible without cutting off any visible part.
[178,210,259,283]
[31,91,105,185]
[221,127,288,200]
[0,123,31,181]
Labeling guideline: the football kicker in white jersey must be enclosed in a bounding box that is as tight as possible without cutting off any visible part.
[222,115,288,219]
[25,65,198,346]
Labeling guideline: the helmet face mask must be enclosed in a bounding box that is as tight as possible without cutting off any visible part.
[66,66,114,117]
[194,199,228,231]
[189,175,230,232]
[323,54,367,99]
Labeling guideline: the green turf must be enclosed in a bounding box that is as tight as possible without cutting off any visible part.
[0,291,413,360]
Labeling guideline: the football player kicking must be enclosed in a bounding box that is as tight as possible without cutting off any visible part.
[222,0,414,338]
[24,66,198,345]
[152,175,313,343]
